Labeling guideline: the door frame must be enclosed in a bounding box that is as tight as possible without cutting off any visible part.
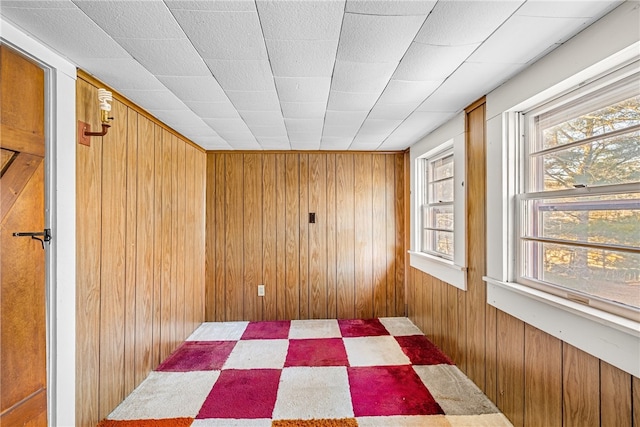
[1,19,77,427]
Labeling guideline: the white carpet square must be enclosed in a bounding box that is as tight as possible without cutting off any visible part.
[272,366,354,420]
[223,339,288,369]
[379,317,423,336]
[191,419,271,427]
[186,321,248,341]
[289,319,341,339]
[357,415,450,426]
[344,336,410,367]
[108,371,219,419]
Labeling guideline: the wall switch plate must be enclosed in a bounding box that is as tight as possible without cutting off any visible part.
[257,284,265,297]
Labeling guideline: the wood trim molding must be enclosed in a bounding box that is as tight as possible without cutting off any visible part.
[465,96,487,113]
[206,150,406,154]
[76,70,205,153]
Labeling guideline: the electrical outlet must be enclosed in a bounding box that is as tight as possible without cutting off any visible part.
[257,284,265,297]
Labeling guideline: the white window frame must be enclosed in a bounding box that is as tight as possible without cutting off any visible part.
[409,125,466,291]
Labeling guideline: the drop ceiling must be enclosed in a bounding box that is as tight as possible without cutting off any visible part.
[0,0,622,151]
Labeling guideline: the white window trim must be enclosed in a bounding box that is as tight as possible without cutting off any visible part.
[486,46,640,377]
[410,119,467,290]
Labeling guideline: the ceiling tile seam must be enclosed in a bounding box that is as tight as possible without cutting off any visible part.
[345,11,430,18]
[254,0,293,150]
[346,11,432,150]
[162,0,257,148]
[319,0,348,149]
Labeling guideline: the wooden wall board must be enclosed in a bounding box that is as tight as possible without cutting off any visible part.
[308,153,328,319]
[243,153,263,321]
[354,153,373,319]
[563,343,600,426]
[336,154,355,319]
[372,154,387,318]
[600,361,632,427]
[262,154,277,321]
[299,154,310,319]
[326,154,338,319]
[285,153,300,319]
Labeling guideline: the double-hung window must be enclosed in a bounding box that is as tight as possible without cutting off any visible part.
[420,149,454,260]
[518,72,640,320]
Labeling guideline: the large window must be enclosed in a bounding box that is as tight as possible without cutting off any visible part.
[519,72,640,320]
[420,148,454,260]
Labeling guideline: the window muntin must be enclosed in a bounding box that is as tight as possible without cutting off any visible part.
[520,73,640,319]
[421,150,454,260]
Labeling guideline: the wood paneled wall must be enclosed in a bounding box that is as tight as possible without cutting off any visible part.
[407,99,640,426]
[76,75,206,427]
[205,152,406,322]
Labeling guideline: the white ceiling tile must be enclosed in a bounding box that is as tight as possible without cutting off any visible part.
[203,118,252,134]
[239,111,285,127]
[227,139,263,150]
[225,91,281,111]
[470,15,589,64]
[185,101,240,119]
[324,110,369,128]
[376,138,411,151]
[346,0,436,16]
[74,0,184,39]
[320,137,352,150]
[78,58,165,91]
[393,43,477,81]
[197,136,234,150]
[247,125,289,138]
[147,109,204,130]
[275,77,331,102]
[169,9,267,60]
[281,102,327,119]
[121,90,188,110]
[256,0,344,40]
[164,1,256,12]
[349,140,382,150]
[115,38,210,76]
[416,1,524,46]
[357,119,402,137]
[516,1,620,18]
[377,80,441,104]
[207,60,276,91]
[337,13,427,63]
[291,142,321,151]
[327,91,380,111]
[158,76,228,103]
[368,102,420,120]
[285,118,325,135]
[2,1,76,9]
[331,61,397,93]
[0,6,130,59]
[257,137,292,150]
[416,88,474,113]
[266,39,338,77]
[322,125,359,138]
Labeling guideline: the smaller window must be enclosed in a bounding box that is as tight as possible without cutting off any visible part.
[419,148,454,260]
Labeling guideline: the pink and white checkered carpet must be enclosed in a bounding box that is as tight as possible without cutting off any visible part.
[99,318,511,427]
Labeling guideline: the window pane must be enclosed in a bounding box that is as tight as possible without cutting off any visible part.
[429,177,454,203]
[535,130,640,191]
[431,154,453,181]
[539,94,640,151]
[522,241,640,309]
[425,205,453,231]
[423,229,454,258]
[524,194,640,247]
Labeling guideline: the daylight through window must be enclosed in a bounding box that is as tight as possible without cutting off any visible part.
[420,150,454,260]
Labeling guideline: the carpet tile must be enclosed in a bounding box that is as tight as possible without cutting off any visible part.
[101,317,512,426]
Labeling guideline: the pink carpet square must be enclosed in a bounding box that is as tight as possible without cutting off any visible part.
[156,341,236,372]
[338,319,389,337]
[241,321,291,340]
[196,369,281,419]
[395,335,453,365]
[348,365,443,417]
[284,338,349,367]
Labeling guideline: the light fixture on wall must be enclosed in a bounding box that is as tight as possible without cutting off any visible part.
[78,88,114,146]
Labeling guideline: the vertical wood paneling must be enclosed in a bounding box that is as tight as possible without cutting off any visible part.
[299,154,309,319]
[336,153,355,319]
[214,154,226,322]
[496,311,525,427]
[285,153,300,319]
[275,154,287,320]
[601,361,632,427]
[385,156,397,316]
[308,154,327,319]
[524,324,562,427]
[205,154,216,321]
[76,80,102,427]
[563,343,600,426]
[134,115,154,385]
[243,153,263,321]
[372,154,386,318]
[263,155,277,320]
[394,153,405,316]
[354,153,373,319]
[422,271,432,338]
[98,98,127,419]
[632,375,640,427]
[432,279,443,348]
[123,110,137,396]
[326,154,337,319]
[225,154,244,321]
[485,302,498,403]
[76,75,206,426]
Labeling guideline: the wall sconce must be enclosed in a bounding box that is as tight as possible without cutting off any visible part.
[78,88,113,146]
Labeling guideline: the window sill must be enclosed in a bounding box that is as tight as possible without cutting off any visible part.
[485,276,640,377]
[409,251,466,291]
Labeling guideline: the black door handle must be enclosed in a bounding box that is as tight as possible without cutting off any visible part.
[13,229,51,249]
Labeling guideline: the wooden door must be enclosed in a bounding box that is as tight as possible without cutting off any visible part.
[0,45,48,426]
